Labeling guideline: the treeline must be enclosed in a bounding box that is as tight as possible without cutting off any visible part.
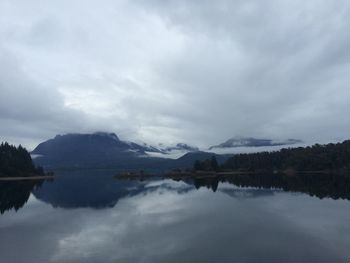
[0,142,45,177]
[192,140,350,172]
[221,140,350,172]
[193,156,219,171]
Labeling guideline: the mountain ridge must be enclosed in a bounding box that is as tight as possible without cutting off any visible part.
[32,132,230,170]
[209,137,303,150]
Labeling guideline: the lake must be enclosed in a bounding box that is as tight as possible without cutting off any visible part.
[1,170,350,263]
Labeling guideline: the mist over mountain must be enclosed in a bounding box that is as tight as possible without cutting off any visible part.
[160,143,199,153]
[135,142,199,155]
[33,132,159,156]
[32,132,198,157]
[209,137,303,150]
[32,132,228,170]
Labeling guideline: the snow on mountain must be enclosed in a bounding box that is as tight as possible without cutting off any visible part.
[209,137,303,150]
[141,143,200,159]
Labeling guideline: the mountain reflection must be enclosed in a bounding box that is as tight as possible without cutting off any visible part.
[33,174,148,209]
[32,174,194,210]
[0,180,43,214]
[1,171,350,215]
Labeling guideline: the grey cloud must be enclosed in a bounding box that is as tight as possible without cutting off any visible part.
[0,48,92,148]
[1,0,350,148]
[137,0,350,142]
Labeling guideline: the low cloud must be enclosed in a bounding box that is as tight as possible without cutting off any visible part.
[1,0,350,149]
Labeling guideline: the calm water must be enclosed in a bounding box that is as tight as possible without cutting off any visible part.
[1,170,350,263]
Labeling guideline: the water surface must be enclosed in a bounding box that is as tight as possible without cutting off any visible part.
[1,170,350,263]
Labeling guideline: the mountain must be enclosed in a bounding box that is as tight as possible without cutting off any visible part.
[173,151,231,167]
[33,132,154,156]
[139,142,199,154]
[32,132,165,169]
[161,143,199,153]
[32,132,229,170]
[209,137,302,149]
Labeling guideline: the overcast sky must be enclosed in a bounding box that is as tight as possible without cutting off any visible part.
[1,0,350,149]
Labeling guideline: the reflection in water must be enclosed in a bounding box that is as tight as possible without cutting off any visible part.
[31,170,191,209]
[1,171,350,263]
[1,172,350,213]
[33,175,145,209]
[179,172,350,200]
[0,180,43,214]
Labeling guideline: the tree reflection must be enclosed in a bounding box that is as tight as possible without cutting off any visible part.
[0,180,44,214]
[182,173,350,200]
[192,177,219,192]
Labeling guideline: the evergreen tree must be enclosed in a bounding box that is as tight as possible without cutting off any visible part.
[193,160,202,171]
[0,142,45,177]
[221,140,350,172]
[211,156,219,171]
[193,155,219,171]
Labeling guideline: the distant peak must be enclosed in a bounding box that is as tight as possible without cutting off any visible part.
[210,137,303,149]
[53,132,120,141]
[93,132,119,141]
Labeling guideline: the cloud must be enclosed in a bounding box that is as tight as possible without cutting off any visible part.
[0,48,87,147]
[1,0,350,149]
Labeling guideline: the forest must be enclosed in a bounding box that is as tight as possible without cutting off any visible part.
[0,142,45,177]
[194,140,350,173]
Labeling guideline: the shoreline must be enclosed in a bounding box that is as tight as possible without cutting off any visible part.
[0,176,55,181]
[115,169,341,180]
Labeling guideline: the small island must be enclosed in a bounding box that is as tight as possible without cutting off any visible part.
[0,142,53,181]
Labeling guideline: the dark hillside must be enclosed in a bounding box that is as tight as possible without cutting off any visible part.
[222,140,350,172]
[0,142,44,177]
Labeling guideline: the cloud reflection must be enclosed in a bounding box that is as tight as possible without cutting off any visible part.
[1,179,350,263]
